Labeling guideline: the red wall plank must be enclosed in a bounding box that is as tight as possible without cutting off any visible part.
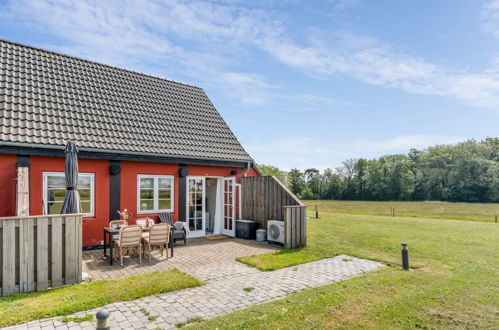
[16,155,259,246]
[30,156,110,246]
[120,161,179,224]
[0,154,17,217]
[246,168,259,178]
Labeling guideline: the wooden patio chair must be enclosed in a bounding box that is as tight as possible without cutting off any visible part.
[113,225,142,266]
[108,219,129,245]
[109,219,128,228]
[135,217,152,228]
[159,212,187,245]
[142,223,170,262]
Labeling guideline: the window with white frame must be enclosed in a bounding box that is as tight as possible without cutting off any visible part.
[43,172,95,216]
[137,175,174,213]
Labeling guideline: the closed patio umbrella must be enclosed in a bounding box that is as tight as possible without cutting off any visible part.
[61,141,81,214]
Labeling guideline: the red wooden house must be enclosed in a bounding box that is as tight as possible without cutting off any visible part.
[0,40,261,246]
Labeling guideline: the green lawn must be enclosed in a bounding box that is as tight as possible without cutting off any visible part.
[237,249,323,271]
[306,200,499,222]
[191,212,499,329]
[0,269,202,328]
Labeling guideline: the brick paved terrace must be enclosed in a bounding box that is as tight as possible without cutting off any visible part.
[8,238,384,329]
[83,237,280,281]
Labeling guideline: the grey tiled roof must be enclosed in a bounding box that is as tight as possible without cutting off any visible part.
[0,40,253,163]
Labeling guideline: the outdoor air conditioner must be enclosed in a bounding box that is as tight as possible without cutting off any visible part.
[267,220,285,244]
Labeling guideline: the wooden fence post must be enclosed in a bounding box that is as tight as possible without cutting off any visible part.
[16,166,30,217]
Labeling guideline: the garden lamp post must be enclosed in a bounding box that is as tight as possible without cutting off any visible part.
[401,242,409,270]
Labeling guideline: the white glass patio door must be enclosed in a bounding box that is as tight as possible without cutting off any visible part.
[186,177,205,237]
[221,177,236,237]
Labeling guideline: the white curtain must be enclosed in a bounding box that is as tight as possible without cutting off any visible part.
[213,178,222,234]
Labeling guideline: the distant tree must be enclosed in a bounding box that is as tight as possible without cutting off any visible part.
[408,148,425,200]
[256,164,287,185]
[483,161,499,202]
[352,158,368,200]
[322,168,343,199]
[258,137,498,203]
[336,158,357,180]
[337,159,358,199]
[299,187,315,200]
[288,168,305,196]
[304,168,322,198]
[364,159,387,200]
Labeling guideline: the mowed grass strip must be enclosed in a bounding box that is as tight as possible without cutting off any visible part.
[195,212,498,329]
[0,268,202,328]
[237,249,322,271]
[306,200,499,222]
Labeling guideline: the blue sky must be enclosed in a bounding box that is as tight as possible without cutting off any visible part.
[1,0,498,170]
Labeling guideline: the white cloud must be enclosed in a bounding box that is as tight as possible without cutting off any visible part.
[331,0,360,11]
[482,0,499,38]
[246,135,466,170]
[257,33,499,109]
[1,0,492,170]
[2,0,499,110]
[0,0,277,106]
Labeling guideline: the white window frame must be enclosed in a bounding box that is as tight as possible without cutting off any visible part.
[43,172,95,217]
[137,175,175,214]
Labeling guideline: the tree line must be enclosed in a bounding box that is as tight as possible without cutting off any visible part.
[257,138,499,203]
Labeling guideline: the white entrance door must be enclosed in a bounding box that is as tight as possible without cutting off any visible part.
[221,177,236,237]
[186,177,205,237]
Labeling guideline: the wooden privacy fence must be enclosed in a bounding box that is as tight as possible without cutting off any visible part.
[0,214,83,296]
[241,176,307,248]
[284,205,307,248]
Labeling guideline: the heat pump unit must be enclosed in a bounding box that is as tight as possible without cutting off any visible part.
[267,220,285,244]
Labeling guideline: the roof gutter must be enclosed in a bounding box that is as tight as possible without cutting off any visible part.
[0,141,253,167]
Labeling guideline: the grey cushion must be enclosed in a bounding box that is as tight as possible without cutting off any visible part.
[173,222,184,231]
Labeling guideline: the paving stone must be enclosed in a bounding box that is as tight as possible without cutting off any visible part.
[6,239,383,330]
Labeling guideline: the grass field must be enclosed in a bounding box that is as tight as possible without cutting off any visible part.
[191,211,499,329]
[306,200,499,222]
[0,269,202,328]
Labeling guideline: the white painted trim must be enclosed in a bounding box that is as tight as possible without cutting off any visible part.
[185,176,206,237]
[42,172,95,217]
[236,183,242,220]
[212,178,222,235]
[136,175,175,214]
[221,177,236,237]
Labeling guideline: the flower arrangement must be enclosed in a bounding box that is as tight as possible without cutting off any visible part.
[117,208,132,220]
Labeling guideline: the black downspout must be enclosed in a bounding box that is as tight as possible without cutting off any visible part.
[16,155,31,215]
[16,155,30,168]
[109,160,121,221]
[178,164,187,222]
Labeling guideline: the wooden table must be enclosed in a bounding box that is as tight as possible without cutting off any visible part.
[103,226,174,265]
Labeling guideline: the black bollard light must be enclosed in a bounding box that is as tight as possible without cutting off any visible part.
[401,242,409,270]
[315,204,319,219]
[96,309,110,330]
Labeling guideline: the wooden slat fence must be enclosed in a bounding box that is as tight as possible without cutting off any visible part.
[241,176,307,248]
[284,205,307,248]
[0,214,83,296]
